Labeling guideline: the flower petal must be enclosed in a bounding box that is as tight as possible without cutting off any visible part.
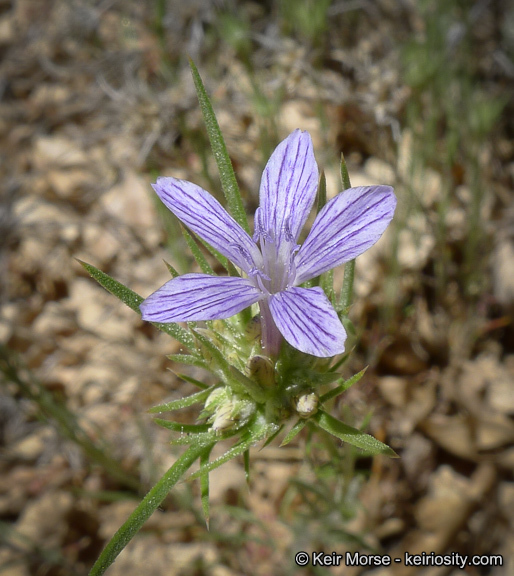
[259,130,318,246]
[153,177,262,273]
[140,274,263,322]
[294,185,396,284]
[269,286,346,357]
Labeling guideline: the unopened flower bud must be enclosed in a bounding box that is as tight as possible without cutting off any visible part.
[247,354,275,387]
[294,391,319,418]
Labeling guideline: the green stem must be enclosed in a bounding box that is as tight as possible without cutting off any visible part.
[89,442,213,576]
[340,260,355,311]
[339,153,355,310]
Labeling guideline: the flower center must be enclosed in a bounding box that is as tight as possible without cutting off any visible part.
[251,208,299,294]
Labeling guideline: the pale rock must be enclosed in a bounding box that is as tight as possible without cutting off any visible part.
[493,237,514,309]
[81,222,123,263]
[498,482,514,526]
[66,278,132,341]
[280,100,323,149]
[445,205,467,241]
[32,302,75,337]
[397,212,435,270]
[30,83,69,108]
[14,196,75,229]
[100,171,155,231]
[208,460,245,503]
[378,376,407,407]
[10,429,53,461]
[47,168,91,199]
[15,491,74,550]
[74,364,118,398]
[33,135,88,170]
[0,15,14,45]
[364,157,396,184]
[60,221,81,243]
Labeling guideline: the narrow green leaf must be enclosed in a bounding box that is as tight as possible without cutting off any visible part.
[311,171,328,288]
[312,410,398,457]
[320,268,334,304]
[319,368,368,403]
[89,442,213,576]
[167,354,208,370]
[328,351,350,373]
[189,59,250,234]
[340,151,351,190]
[196,236,232,273]
[200,446,214,528]
[189,427,267,479]
[339,153,355,309]
[181,225,215,275]
[243,449,250,484]
[261,424,283,448]
[153,419,210,433]
[148,388,211,414]
[280,419,307,446]
[78,260,195,351]
[169,371,210,390]
[316,170,327,213]
[163,259,180,278]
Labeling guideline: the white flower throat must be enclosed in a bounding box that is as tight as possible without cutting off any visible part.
[251,208,299,295]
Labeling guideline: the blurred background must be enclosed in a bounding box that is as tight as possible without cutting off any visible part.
[1,0,513,574]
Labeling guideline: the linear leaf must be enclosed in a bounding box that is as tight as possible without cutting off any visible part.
[189,59,250,234]
[167,354,208,370]
[89,442,212,576]
[189,427,267,479]
[181,225,215,275]
[148,388,211,414]
[319,368,368,403]
[312,410,398,457]
[78,260,195,351]
[153,419,210,433]
[280,419,308,446]
[200,445,214,528]
[339,152,355,309]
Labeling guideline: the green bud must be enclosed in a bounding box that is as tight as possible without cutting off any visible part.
[247,355,275,388]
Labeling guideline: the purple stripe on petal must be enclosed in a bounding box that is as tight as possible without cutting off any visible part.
[259,130,318,248]
[152,178,262,273]
[294,185,396,284]
[269,286,346,357]
[140,274,263,322]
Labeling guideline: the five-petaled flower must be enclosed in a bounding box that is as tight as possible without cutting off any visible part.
[140,130,396,358]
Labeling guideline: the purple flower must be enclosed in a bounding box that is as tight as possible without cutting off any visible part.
[140,130,396,358]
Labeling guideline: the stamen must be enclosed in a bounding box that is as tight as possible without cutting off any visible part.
[283,217,294,243]
[230,243,255,270]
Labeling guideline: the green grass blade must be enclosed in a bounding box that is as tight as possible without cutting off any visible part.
[89,442,212,576]
[189,59,250,234]
[339,153,355,309]
[167,354,208,370]
[180,225,215,275]
[163,260,180,278]
[148,389,212,414]
[153,419,211,433]
[78,260,195,351]
[312,410,398,457]
[319,368,367,403]
[280,419,307,446]
[189,428,266,479]
[200,445,214,528]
